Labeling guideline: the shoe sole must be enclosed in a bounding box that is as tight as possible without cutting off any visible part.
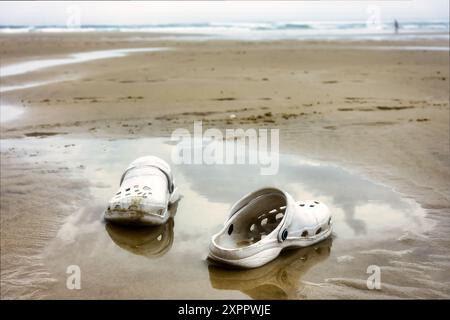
[209,228,332,268]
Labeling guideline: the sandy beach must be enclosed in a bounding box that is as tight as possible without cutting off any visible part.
[1,32,449,299]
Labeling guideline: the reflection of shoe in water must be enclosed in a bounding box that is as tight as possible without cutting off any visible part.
[105,202,179,258]
[208,238,332,299]
[106,218,174,258]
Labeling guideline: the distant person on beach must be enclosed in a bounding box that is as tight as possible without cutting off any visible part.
[394,19,400,34]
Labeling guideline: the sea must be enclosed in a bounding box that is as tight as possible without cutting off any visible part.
[0,21,448,41]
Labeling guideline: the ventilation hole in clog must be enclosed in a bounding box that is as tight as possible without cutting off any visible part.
[310,204,314,207]
[261,218,268,226]
[143,186,151,190]
[269,209,277,214]
[143,196,147,198]
[125,188,130,191]
[314,201,319,204]
[125,193,130,196]
[315,227,322,235]
[328,218,332,225]
[115,191,121,195]
[134,185,139,188]
[250,224,256,232]
[107,206,110,211]
[114,204,120,209]
[280,205,286,210]
[281,229,288,240]
[276,213,284,220]
[228,224,234,235]
[299,203,305,207]
[301,231,308,237]
[157,234,162,241]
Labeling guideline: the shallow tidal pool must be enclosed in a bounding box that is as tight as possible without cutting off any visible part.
[1,136,427,299]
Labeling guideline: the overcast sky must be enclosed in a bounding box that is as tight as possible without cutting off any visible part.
[0,1,448,26]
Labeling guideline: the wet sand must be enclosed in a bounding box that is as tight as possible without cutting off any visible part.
[0,32,449,299]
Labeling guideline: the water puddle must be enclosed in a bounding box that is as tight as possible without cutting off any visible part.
[311,45,450,52]
[352,45,450,52]
[0,104,25,123]
[0,136,427,299]
[1,47,170,77]
[0,80,59,93]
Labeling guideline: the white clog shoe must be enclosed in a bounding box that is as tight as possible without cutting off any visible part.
[104,156,180,226]
[209,187,332,268]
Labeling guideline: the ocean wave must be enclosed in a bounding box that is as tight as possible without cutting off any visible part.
[0,21,448,41]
